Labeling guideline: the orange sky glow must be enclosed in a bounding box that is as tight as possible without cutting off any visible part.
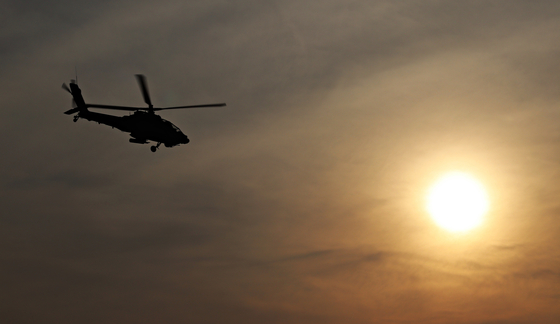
[1,1,560,323]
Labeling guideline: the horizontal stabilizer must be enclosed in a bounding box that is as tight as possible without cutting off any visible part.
[64,107,81,115]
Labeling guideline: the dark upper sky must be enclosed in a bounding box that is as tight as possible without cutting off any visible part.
[2,1,560,323]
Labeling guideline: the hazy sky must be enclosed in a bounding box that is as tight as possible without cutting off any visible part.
[2,1,560,323]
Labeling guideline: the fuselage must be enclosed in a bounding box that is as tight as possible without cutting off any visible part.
[77,109,190,147]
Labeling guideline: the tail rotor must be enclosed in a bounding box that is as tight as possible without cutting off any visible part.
[62,79,86,115]
[62,83,72,94]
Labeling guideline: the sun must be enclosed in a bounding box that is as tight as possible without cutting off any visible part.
[426,171,489,232]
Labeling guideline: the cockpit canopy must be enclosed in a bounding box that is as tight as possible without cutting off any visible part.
[162,119,181,133]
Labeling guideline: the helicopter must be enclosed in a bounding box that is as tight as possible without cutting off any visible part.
[62,74,226,152]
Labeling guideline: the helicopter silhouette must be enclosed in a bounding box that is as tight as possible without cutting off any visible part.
[62,74,226,152]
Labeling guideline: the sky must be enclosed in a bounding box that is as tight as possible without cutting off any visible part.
[1,1,560,323]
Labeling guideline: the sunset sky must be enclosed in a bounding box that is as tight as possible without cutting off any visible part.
[2,1,560,323]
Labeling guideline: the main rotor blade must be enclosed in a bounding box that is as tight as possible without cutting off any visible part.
[154,103,227,111]
[135,74,152,107]
[86,104,146,111]
[86,103,226,111]
[62,83,71,93]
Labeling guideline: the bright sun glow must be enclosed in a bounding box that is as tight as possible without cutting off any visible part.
[426,171,489,232]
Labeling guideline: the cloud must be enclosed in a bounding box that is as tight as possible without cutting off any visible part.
[2,0,560,323]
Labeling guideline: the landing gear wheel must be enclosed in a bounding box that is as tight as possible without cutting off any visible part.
[150,142,162,152]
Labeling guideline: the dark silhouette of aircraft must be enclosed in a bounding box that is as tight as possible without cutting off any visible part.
[62,74,226,152]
